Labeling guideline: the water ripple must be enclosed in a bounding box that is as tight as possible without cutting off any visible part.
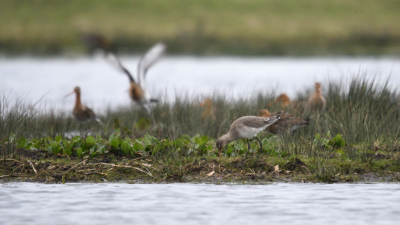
[1,183,400,225]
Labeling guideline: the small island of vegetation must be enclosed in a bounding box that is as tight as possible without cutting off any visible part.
[1,78,400,184]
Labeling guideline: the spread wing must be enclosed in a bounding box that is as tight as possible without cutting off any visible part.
[105,53,135,83]
[137,43,166,87]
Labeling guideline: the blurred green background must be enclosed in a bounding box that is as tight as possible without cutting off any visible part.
[1,0,400,55]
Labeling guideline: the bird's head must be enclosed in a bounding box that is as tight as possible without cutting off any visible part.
[74,86,81,94]
[64,86,81,98]
[315,82,322,94]
[258,109,271,117]
[216,137,229,158]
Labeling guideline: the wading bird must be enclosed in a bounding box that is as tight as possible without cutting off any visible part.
[267,93,291,108]
[216,115,280,158]
[65,86,101,123]
[306,82,326,112]
[106,43,166,113]
[258,110,309,134]
[200,98,215,120]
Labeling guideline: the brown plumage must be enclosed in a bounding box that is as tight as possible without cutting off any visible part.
[106,43,166,113]
[306,82,326,112]
[200,98,215,120]
[66,86,99,123]
[216,115,280,158]
[258,110,309,134]
[129,83,146,102]
[268,93,291,108]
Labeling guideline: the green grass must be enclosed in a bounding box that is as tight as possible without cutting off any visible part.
[1,0,400,55]
[1,77,400,183]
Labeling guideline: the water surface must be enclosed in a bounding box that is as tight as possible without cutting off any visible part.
[1,56,399,111]
[1,182,400,225]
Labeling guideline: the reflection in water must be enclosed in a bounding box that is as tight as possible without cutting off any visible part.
[0,57,399,112]
[1,183,400,225]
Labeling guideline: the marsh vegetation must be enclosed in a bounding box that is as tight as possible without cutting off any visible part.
[1,77,400,183]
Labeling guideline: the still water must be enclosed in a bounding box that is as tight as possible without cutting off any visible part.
[1,56,399,111]
[1,182,400,225]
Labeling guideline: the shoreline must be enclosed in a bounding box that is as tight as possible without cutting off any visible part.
[2,150,399,184]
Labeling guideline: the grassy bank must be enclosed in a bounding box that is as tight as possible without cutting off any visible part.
[1,0,400,55]
[2,149,400,184]
[1,77,400,183]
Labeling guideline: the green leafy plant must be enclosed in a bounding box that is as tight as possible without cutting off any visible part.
[329,134,345,149]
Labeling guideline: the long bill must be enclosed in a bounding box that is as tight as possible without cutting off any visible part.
[64,91,75,98]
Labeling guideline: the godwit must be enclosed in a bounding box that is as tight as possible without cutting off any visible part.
[258,110,309,134]
[106,43,166,113]
[200,98,214,120]
[216,115,280,158]
[65,86,101,123]
[306,82,326,112]
[268,93,290,108]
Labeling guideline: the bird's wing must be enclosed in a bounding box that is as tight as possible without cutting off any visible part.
[105,53,135,83]
[137,43,166,87]
[84,106,96,119]
[239,116,280,129]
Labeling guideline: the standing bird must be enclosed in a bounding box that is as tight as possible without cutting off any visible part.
[65,86,101,123]
[267,93,291,108]
[216,115,280,158]
[106,43,166,113]
[306,82,326,112]
[258,110,309,134]
[200,98,215,120]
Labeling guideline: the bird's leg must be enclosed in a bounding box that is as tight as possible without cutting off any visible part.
[255,136,262,154]
[244,139,251,155]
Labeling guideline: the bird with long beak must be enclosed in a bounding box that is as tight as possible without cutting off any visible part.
[258,110,309,134]
[65,86,101,123]
[106,43,166,113]
[216,115,280,158]
[306,82,326,112]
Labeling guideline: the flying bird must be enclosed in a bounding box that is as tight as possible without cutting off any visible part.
[106,43,166,113]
